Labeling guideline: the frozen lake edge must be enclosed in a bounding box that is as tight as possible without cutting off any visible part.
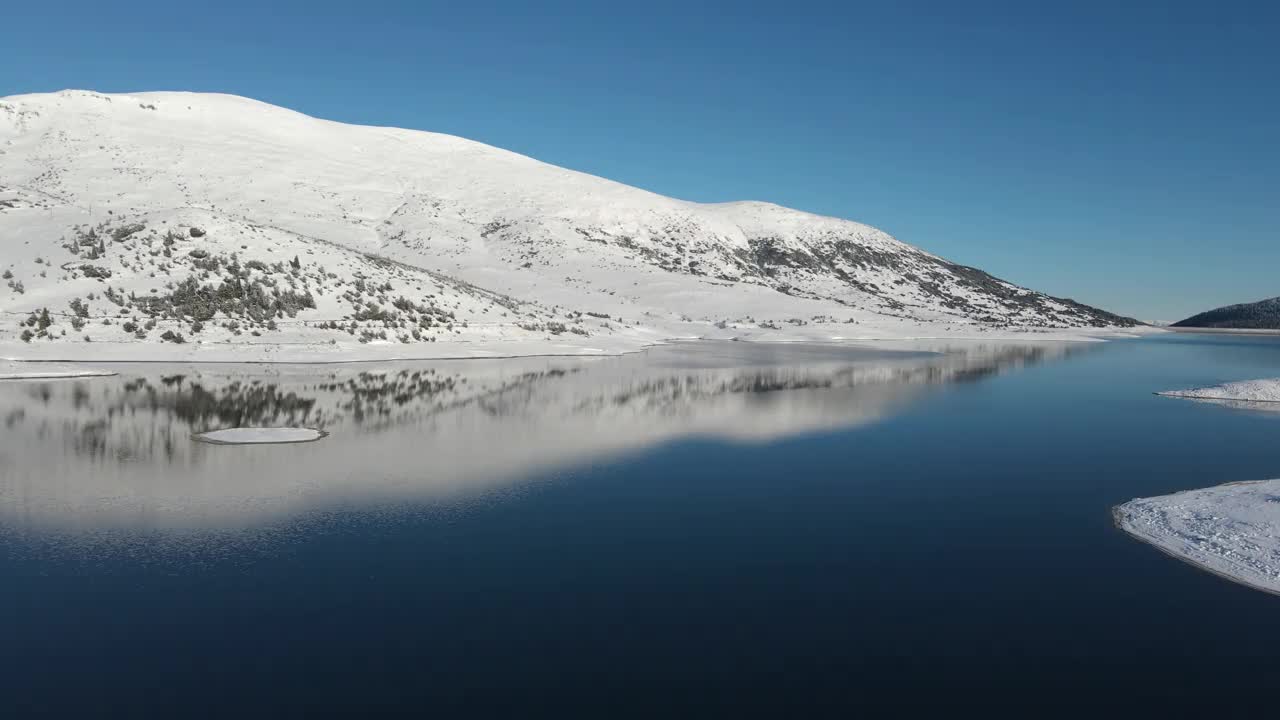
[1156,378,1280,404]
[1114,480,1280,598]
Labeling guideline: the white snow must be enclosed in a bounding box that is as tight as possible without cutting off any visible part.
[194,427,326,445]
[0,359,116,379]
[0,370,116,380]
[1158,378,1280,404]
[0,89,1145,363]
[1115,480,1280,596]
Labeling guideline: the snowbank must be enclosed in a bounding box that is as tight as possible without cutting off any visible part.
[1114,480,1280,596]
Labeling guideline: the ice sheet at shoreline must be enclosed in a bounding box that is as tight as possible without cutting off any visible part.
[0,360,116,380]
[195,427,326,445]
[1159,378,1280,404]
[1114,480,1280,596]
[0,370,116,380]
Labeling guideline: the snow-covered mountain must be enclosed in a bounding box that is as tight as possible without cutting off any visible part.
[0,90,1138,360]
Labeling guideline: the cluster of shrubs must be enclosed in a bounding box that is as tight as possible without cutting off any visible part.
[3,269,22,294]
[135,275,316,329]
[515,321,586,336]
[19,308,54,342]
[12,216,596,346]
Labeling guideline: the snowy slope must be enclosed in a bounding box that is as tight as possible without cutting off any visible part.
[0,90,1139,360]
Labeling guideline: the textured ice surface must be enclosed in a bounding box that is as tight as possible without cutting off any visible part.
[1159,378,1280,404]
[194,427,326,445]
[0,360,116,380]
[1115,480,1280,596]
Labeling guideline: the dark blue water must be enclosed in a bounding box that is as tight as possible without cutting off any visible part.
[3,335,1280,716]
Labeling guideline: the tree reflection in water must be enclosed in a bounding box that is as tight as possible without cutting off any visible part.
[0,340,1087,530]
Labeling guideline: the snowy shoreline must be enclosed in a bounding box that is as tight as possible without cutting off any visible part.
[0,327,1152,368]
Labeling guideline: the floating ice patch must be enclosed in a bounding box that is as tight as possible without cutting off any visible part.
[0,370,117,381]
[0,361,117,380]
[1114,479,1280,597]
[1157,378,1280,404]
[194,427,327,445]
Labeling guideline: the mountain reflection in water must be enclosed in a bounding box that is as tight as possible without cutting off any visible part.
[0,341,1085,530]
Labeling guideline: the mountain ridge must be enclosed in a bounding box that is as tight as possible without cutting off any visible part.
[1172,296,1280,330]
[0,89,1139,360]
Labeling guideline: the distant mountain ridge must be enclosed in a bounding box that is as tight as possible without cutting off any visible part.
[1173,296,1280,330]
[1,90,1137,358]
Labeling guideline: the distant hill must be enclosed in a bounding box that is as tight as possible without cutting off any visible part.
[1173,296,1280,329]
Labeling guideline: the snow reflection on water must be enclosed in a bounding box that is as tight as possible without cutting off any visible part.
[0,341,1081,530]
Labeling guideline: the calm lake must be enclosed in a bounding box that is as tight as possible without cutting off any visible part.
[3,334,1280,715]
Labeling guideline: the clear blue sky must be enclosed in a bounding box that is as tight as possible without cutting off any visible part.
[5,1,1277,321]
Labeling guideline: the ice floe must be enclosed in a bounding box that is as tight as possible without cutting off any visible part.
[194,427,327,445]
[0,360,116,380]
[1114,480,1280,596]
[1158,378,1280,404]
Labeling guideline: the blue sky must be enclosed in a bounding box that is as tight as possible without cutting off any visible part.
[5,1,1277,320]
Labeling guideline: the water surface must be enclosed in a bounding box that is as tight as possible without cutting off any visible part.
[3,335,1280,714]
